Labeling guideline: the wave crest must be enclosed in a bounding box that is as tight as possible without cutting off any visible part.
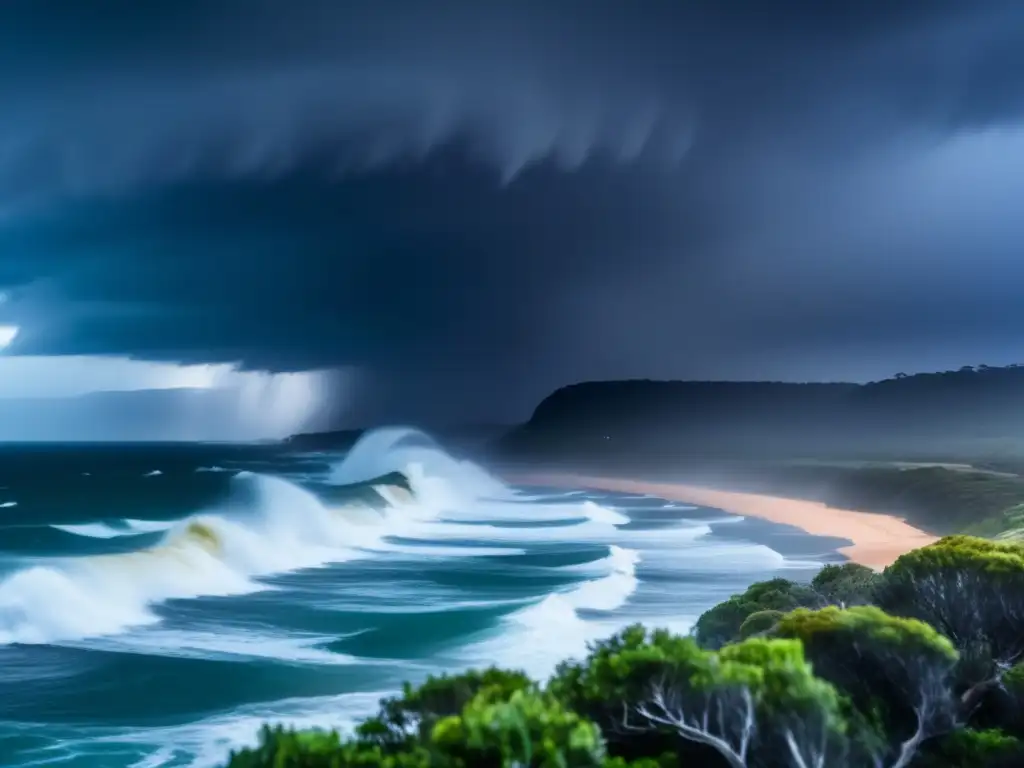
[0,428,633,648]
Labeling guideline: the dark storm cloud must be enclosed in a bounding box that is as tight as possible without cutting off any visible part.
[1,1,1024,422]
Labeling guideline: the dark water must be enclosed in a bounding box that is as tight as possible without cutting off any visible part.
[0,433,846,767]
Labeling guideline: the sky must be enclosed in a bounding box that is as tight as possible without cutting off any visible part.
[1,1,1024,436]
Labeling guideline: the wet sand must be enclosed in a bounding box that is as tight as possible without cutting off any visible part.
[515,472,939,569]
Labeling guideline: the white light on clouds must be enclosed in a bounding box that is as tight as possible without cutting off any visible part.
[0,325,18,349]
[0,355,353,441]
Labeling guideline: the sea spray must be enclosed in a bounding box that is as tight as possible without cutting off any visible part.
[0,473,386,644]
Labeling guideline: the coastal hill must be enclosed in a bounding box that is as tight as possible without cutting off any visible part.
[497,364,1024,466]
[494,365,1024,536]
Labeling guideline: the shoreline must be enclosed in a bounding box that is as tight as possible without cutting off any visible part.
[514,472,940,569]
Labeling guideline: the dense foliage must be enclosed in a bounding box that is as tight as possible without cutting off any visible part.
[224,536,1024,767]
[820,467,1024,534]
[691,578,822,648]
[809,562,880,605]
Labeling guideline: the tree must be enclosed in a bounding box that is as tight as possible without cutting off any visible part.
[912,728,1024,768]
[875,536,1024,719]
[810,563,880,607]
[549,624,717,763]
[550,624,851,768]
[633,637,854,768]
[692,578,822,648]
[738,610,784,639]
[356,667,533,752]
[773,606,958,768]
[225,725,432,767]
[433,688,607,767]
[876,537,1024,665]
[983,662,1024,737]
[227,684,610,768]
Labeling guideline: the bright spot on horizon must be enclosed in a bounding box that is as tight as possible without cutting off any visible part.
[0,326,18,349]
[0,355,352,441]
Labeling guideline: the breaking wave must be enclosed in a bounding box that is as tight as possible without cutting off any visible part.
[0,429,634,647]
[0,474,387,645]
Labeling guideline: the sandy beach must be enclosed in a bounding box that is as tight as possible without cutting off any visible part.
[515,472,940,569]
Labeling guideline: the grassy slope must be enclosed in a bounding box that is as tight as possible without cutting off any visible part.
[696,461,1024,537]
[809,464,1024,535]
[673,461,1024,536]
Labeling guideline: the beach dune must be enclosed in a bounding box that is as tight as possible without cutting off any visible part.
[515,472,939,569]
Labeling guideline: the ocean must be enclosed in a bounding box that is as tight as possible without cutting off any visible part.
[0,428,846,768]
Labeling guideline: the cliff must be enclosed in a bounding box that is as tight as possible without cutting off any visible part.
[498,365,1024,466]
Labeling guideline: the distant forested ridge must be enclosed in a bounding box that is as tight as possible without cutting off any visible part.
[493,365,1024,535]
[498,365,1024,464]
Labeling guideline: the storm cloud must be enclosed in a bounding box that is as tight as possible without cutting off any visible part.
[1,1,1023,425]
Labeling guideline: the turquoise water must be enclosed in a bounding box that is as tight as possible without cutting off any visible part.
[0,429,845,767]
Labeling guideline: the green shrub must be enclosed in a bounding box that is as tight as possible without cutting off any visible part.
[432,688,605,767]
[774,605,957,766]
[225,725,431,767]
[913,728,1024,767]
[692,578,821,648]
[737,609,784,638]
[356,667,533,751]
[810,562,880,605]
[550,624,850,767]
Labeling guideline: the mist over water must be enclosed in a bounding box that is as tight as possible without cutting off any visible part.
[0,429,839,768]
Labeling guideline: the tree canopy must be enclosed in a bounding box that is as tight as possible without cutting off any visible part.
[692,578,822,648]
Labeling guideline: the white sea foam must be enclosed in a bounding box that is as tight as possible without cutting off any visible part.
[92,549,642,766]
[74,628,365,665]
[53,519,176,540]
[0,501,17,508]
[460,543,641,680]
[0,474,371,644]
[143,470,163,477]
[370,542,526,558]
[124,519,177,534]
[0,431,632,646]
[329,426,510,501]
[78,690,391,768]
[53,522,136,539]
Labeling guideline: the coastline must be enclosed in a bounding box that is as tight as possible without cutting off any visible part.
[513,471,940,569]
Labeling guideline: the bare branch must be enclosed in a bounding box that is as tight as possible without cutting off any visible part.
[784,729,812,768]
[634,684,752,768]
[886,703,926,768]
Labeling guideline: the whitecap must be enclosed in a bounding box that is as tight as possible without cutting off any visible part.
[0,474,380,645]
[52,522,135,540]
[460,544,642,680]
[124,519,176,534]
[75,691,390,768]
[52,519,175,540]
[72,628,364,665]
